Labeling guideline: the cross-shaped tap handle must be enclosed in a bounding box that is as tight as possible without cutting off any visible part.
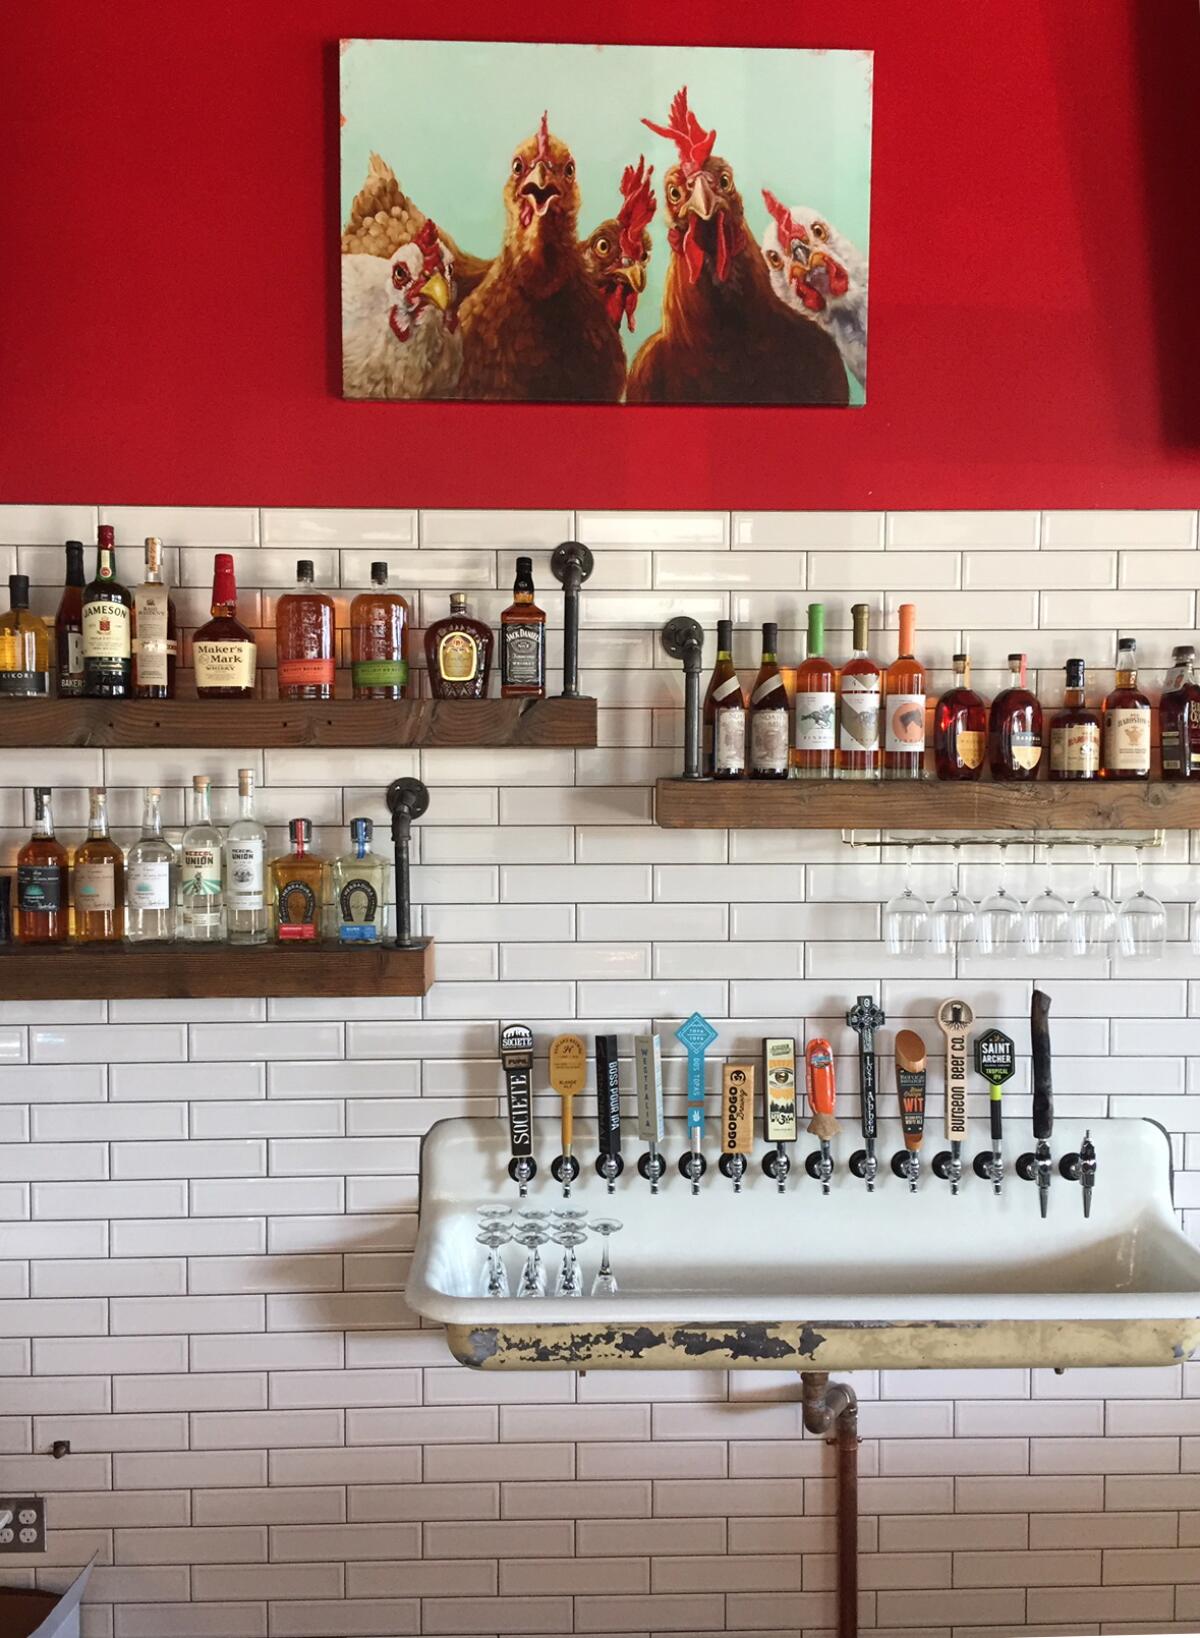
[847,996,885,1045]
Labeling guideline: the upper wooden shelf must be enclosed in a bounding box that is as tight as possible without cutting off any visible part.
[655,777,1200,832]
[0,938,434,1000]
[0,697,596,750]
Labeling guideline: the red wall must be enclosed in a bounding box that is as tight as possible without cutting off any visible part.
[3,1,1200,510]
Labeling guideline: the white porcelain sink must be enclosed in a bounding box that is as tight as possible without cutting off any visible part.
[406,1116,1200,1371]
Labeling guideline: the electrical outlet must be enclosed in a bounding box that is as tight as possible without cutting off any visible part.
[0,1496,45,1552]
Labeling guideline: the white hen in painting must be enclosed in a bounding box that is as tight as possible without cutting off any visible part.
[759,191,868,388]
[341,221,463,399]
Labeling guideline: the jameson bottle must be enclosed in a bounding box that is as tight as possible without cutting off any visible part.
[500,556,546,699]
[748,622,790,780]
[55,541,86,697]
[792,603,835,779]
[82,525,132,697]
[703,619,745,778]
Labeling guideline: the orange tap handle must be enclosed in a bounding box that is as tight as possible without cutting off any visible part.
[549,1033,586,1151]
[805,1037,841,1139]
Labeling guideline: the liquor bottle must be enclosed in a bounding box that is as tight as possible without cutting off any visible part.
[332,818,388,943]
[15,788,68,944]
[934,654,987,781]
[425,593,493,700]
[225,768,269,945]
[351,563,409,701]
[836,603,882,780]
[179,774,224,941]
[703,619,746,778]
[81,525,132,698]
[749,622,790,779]
[193,554,257,699]
[988,652,1043,781]
[276,560,335,702]
[0,875,10,946]
[500,556,547,699]
[883,603,926,780]
[125,786,177,943]
[271,819,327,942]
[132,537,178,700]
[1048,659,1100,782]
[1160,644,1200,780]
[73,787,124,943]
[55,542,86,697]
[1101,636,1151,780]
[0,575,51,696]
[792,603,835,779]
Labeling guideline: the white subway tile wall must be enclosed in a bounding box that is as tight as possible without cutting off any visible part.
[1,505,1199,1633]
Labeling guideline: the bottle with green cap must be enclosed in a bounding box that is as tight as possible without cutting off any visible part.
[793,603,835,778]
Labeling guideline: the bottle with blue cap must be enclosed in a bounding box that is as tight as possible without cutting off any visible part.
[332,817,389,944]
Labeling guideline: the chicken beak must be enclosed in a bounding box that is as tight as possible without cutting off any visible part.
[686,173,716,221]
[529,160,550,190]
[418,271,451,313]
[614,261,646,294]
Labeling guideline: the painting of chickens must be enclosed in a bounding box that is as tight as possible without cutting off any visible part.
[339,39,872,405]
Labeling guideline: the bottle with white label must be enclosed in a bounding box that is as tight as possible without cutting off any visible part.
[132,537,178,700]
[749,622,790,780]
[126,787,178,943]
[793,603,835,778]
[883,603,926,779]
[703,618,746,778]
[1102,636,1151,780]
[837,602,882,779]
[179,774,224,941]
[73,787,124,944]
[81,526,132,699]
[225,767,268,946]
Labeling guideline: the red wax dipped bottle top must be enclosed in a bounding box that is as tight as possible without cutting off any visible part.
[194,554,257,698]
[276,560,335,701]
[988,652,1043,781]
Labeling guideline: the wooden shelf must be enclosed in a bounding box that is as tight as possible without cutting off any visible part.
[655,777,1200,832]
[0,697,596,750]
[0,938,434,1000]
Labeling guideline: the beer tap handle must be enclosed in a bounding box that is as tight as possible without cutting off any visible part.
[718,1063,754,1192]
[1030,988,1054,1218]
[803,1037,840,1195]
[594,1034,624,1191]
[548,1034,586,1195]
[972,1029,1015,1195]
[675,1012,718,1194]
[634,1033,666,1193]
[933,998,973,1196]
[847,994,885,1192]
[891,1028,926,1192]
[499,1023,536,1195]
[762,1038,798,1192]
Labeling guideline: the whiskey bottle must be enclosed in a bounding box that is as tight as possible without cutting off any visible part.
[703,618,745,779]
[793,603,835,778]
[934,654,987,781]
[332,818,388,943]
[125,787,178,943]
[55,541,86,697]
[988,652,1043,781]
[82,525,132,698]
[272,819,327,942]
[749,622,790,779]
[179,774,224,942]
[883,603,926,780]
[276,560,335,701]
[15,788,68,944]
[1160,644,1200,780]
[0,575,51,696]
[837,603,881,780]
[425,593,493,700]
[225,768,269,945]
[194,554,258,698]
[351,563,409,701]
[1101,636,1151,780]
[500,557,547,699]
[73,787,124,943]
[1048,659,1100,781]
[132,537,178,699]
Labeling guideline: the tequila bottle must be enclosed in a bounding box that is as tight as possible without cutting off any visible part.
[179,774,224,941]
[16,788,68,944]
[332,818,389,944]
[225,768,268,945]
[271,819,327,942]
[126,787,178,943]
[73,787,124,943]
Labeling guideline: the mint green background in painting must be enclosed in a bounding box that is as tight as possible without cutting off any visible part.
[340,39,872,401]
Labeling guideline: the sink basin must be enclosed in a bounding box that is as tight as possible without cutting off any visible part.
[406,1116,1200,1371]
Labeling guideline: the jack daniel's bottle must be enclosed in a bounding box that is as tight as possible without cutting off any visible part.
[500,557,546,699]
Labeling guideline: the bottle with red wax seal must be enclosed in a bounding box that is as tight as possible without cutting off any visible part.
[194,554,257,698]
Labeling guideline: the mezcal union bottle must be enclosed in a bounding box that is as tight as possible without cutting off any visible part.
[125,787,178,943]
[180,774,224,941]
[225,768,269,946]
[332,818,389,944]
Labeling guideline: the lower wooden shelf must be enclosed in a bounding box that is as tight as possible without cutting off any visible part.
[0,938,435,1000]
[655,776,1200,831]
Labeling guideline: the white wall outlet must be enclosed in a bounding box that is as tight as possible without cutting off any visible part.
[0,1497,44,1553]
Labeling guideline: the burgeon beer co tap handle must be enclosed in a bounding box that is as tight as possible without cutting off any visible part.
[718,1063,755,1192]
[634,1033,666,1193]
[499,1024,536,1194]
[594,1034,624,1191]
[548,1033,587,1195]
[675,1011,718,1193]
[891,1029,926,1192]
[762,1038,798,1192]
[933,998,973,1196]
[803,1037,841,1194]
[973,1028,1015,1196]
[1017,988,1055,1218]
[847,995,885,1192]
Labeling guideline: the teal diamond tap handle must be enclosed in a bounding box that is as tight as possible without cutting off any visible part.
[676,1012,718,1138]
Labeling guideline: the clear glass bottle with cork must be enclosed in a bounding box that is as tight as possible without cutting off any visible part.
[225,768,269,946]
[125,788,178,943]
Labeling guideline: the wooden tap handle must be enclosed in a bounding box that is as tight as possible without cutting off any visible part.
[722,1063,755,1154]
[1031,989,1053,1141]
[894,1028,927,1150]
[763,1038,798,1144]
[805,1037,840,1140]
[549,1034,587,1149]
[937,999,973,1142]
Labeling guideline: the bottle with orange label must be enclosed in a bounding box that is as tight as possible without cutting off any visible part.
[934,653,987,781]
[276,561,335,702]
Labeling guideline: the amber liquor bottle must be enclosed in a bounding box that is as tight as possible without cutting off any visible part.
[271,819,328,942]
[194,555,257,698]
[1048,659,1100,781]
[704,618,746,778]
[749,622,790,779]
[55,542,86,697]
[277,561,335,702]
[425,593,493,700]
[1160,644,1200,779]
[15,787,68,944]
[500,557,546,699]
[1101,637,1151,779]
[883,603,926,780]
[988,653,1043,781]
[73,787,125,944]
[792,603,835,779]
[132,537,178,700]
[82,525,132,698]
[934,654,987,781]
[836,603,881,780]
[351,563,409,701]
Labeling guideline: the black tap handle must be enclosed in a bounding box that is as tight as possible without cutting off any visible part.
[990,1101,1003,1142]
[1031,989,1053,1142]
[860,1049,877,1140]
[595,1034,621,1159]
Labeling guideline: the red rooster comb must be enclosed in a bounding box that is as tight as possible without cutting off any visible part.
[641,86,716,179]
[617,156,656,260]
[536,111,551,164]
[762,190,808,248]
[415,218,443,272]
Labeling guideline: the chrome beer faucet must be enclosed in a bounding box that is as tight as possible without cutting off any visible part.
[634,1033,666,1194]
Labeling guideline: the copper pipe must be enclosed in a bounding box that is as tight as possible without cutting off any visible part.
[802,1370,859,1638]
